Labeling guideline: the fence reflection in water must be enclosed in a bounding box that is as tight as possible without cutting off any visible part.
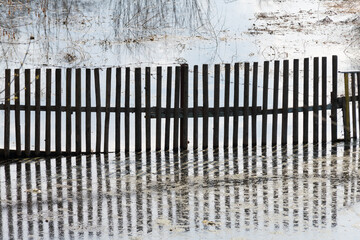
[0,143,360,239]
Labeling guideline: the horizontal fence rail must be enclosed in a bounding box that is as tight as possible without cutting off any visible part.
[0,55,359,159]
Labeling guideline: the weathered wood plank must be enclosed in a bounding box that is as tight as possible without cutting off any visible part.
[303,58,309,144]
[145,67,151,151]
[66,68,72,154]
[173,66,180,151]
[281,60,289,146]
[104,68,111,153]
[331,55,338,143]
[135,68,142,152]
[156,66,162,151]
[272,61,280,146]
[193,65,199,150]
[115,68,121,153]
[94,68,102,153]
[180,64,189,150]
[322,57,328,143]
[86,69,91,153]
[76,68,82,154]
[165,67,172,150]
[45,69,51,155]
[251,62,258,147]
[4,69,10,158]
[261,61,269,146]
[25,69,31,156]
[35,69,41,155]
[202,64,209,149]
[15,69,21,156]
[313,57,319,144]
[293,59,299,145]
[125,67,130,152]
[224,64,230,148]
[351,72,357,139]
[55,69,62,155]
[213,64,220,149]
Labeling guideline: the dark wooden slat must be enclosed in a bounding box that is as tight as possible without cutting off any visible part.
[94,68,102,153]
[213,64,220,149]
[180,64,189,150]
[351,72,357,139]
[4,69,10,158]
[193,65,199,150]
[303,58,309,144]
[322,57,328,143]
[281,60,289,146]
[14,69,21,156]
[86,69,91,154]
[165,67,172,151]
[251,62,258,147]
[272,61,280,146]
[156,66,162,151]
[243,62,250,147]
[293,59,299,145]
[173,66,180,151]
[125,67,130,152]
[45,69,51,155]
[35,69,41,155]
[202,64,209,149]
[76,68,82,154]
[331,56,338,143]
[261,61,269,146]
[135,68,142,152]
[233,63,240,148]
[115,68,121,153]
[25,69,31,156]
[104,68,111,153]
[358,73,360,135]
[145,67,151,151]
[224,64,230,148]
[313,57,319,144]
[66,68,72,154]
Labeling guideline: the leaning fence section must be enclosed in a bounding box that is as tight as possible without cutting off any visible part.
[0,55,359,159]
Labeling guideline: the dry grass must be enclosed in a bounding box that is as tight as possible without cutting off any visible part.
[327,0,360,14]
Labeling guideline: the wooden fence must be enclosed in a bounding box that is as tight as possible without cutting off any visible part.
[0,55,359,159]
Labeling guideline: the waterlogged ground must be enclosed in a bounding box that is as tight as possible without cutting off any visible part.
[1,142,360,239]
[0,0,358,71]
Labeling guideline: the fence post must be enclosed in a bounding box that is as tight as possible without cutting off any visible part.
[331,56,338,143]
[180,64,188,150]
[135,68,142,152]
[344,73,351,143]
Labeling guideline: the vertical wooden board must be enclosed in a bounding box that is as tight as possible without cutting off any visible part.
[331,56,338,143]
[104,68,111,153]
[358,72,360,134]
[145,67,151,151]
[156,66,162,151]
[180,64,189,150]
[213,64,220,149]
[76,68,82,154]
[272,61,280,146]
[66,68,72,154]
[125,67,130,152]
[115,68,121,153]
[233,63,240,148]
[135,68,142,152]
[4,69,11,158]
[281,60,289,146]
[14,69,21,156]
[35,69,41,155]
[293,59,299,145]
[55,69,62,155]
[86,69,91,154]
[243,62,250,147]
[202,64,209,149]
[94,68,102,153]
[46,69,51,155]
[321,57,328,143]
[303,58,309,144]
[313,57,319,144]
[25,69,31,156]
[224,64,230,148]
[193,65,199,150]
[351,73,357,138]
[261,61,269,146]
[251,62,258,147]
[173,66,180,150]
[165,67,172,150]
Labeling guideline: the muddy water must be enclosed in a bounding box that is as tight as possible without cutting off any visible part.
[1,142,360,239]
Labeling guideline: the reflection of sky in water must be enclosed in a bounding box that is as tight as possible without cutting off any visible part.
[0,0,358,69]
[1,143,360,239]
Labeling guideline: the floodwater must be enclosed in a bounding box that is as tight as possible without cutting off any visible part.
[1,142,360,239]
